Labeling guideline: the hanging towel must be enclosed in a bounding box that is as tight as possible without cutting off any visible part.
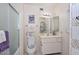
[0,31,6,43]
[0,31,9,53]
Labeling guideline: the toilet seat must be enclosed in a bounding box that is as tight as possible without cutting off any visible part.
[27,46,36,55]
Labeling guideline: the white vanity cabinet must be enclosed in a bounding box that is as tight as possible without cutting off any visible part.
[40,36,62,54]
[39,10,62,54]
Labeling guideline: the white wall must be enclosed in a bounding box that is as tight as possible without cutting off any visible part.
[23,3,70,55]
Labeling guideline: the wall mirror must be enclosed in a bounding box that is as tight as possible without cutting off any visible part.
[40,17,47,35]
[51,16,59,35]
[39,16,59,36]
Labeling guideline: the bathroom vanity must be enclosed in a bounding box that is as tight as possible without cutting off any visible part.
[40,36,62,54]
[39,13,62,54]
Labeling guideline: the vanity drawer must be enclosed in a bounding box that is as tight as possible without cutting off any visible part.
[42,42,62,54]
[41,37,61,43]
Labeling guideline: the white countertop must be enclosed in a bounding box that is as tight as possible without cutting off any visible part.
[40,35,61,38]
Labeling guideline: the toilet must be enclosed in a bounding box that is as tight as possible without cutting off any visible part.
[26,31,36,55]
[27,46,36,55]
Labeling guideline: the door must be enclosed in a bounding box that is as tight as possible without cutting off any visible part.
[8,4,19,55]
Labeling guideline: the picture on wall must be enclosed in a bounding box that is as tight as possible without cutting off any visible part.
[28,15,35,23]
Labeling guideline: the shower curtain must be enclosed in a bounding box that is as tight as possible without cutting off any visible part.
[71,3,79,54]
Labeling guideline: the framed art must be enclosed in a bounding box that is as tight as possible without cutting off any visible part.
[28,15,35,23]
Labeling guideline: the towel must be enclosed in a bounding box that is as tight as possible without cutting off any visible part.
[0,31,6,43]
[0,31,9,53]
